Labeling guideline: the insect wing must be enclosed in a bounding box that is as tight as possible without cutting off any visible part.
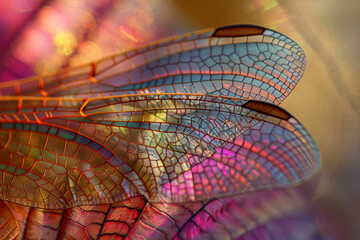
[0,25,306,105]
[0,94,319,208]
[0,188,319,239]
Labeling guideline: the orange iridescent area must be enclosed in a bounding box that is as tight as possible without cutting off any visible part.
[0,25,320,239]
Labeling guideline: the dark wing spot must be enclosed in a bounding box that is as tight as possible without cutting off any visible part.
[212,25,265,37]
[242,100,291,120]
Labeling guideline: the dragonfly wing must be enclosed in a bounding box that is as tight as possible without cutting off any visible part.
[153,99,320,202]
[0,201,20,239]
[0,25,306,105]
[0,188,319,239]
[135,188,318,240]
[0,94,319,208]
[0,24,319,240]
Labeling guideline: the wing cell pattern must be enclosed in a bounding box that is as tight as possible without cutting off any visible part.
[0,94,319,208]
[0,25,306,105]
[0,24,320,239]
[0,188,320,240]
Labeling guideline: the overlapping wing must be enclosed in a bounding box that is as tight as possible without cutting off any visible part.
[0,25,306,105]
[0,24,320,239]
[0,188,319,240]
[0,93,320,209]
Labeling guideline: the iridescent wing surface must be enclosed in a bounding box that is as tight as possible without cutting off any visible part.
[0,93,319,208]
[0,24,320,240]
[0,188,319,240]
[0,25,306,105]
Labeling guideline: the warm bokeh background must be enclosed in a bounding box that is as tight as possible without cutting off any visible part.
[0,0,359,239]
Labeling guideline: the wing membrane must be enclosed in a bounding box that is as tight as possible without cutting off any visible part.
[0,25,306,105]
[0,94,319,208]
[0,24,320,240]
[0,188,319,239]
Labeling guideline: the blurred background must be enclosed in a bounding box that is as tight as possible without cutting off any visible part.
[0,0,358,239]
